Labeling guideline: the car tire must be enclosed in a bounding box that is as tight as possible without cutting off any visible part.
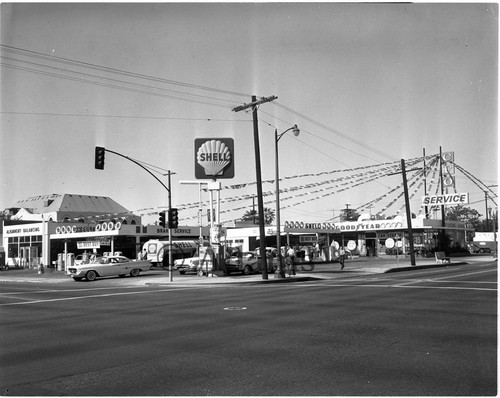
[86,270,97,281]
[130,268,140,277]
[243,265,252,275]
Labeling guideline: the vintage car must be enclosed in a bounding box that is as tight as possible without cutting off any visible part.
[173,256,200,275]
[66,255,152,281]
[225,251,260,275]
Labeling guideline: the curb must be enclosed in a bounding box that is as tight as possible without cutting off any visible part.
[384,261,468,273]
[145,276,324,286]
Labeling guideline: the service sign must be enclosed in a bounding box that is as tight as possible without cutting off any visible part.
[195,138,234,179]
[77,241,101,249]
[422,193,469,206]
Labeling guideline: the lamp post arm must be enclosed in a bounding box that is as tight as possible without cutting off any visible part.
[276,125,299,142]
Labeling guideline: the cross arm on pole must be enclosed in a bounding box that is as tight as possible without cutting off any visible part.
[232,96,278,112]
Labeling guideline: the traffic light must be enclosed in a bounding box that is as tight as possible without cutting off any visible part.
[168,208,179,229]
[159,211,166,228]
[95,146,105,170]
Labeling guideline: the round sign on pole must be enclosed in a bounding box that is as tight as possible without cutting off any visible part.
[347,240,356,251]
[396,240,403,248]
[385,238,395,249]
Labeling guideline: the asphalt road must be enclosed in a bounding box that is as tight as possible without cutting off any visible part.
[0,261,496,396]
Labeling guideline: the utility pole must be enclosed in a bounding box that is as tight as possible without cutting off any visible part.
[232,95,277,279]
[423,148,429,218]
[401,159,416,266]
[484,191,489,230]
[439,146,446,251]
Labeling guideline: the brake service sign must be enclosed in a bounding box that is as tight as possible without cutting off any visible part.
[422,193,469,206]
[195,138,234,179]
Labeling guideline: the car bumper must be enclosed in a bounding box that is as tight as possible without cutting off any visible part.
[67,268,87,277]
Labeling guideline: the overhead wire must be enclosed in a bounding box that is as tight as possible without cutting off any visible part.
[0,110,251,123]
[260,111,384,165]
[0,61,240,110]
[272,101,395,162]
[0,44,250,98]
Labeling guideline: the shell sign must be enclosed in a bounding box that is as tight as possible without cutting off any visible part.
[195,138,234,179]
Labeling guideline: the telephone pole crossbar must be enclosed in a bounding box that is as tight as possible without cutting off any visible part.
[232,96,278,113]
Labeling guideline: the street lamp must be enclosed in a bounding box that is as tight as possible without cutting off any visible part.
[275,124,300,278]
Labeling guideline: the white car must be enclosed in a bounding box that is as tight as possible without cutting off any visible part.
[66,255,152,281]
[173,256,200,275]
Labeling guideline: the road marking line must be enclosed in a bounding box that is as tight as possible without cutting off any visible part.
[430,269,497,280]
[317,283,496,292]
[0,286,211,306]
[0,285,144,296]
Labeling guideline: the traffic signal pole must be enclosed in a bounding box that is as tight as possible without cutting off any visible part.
[94,147,175,280]
[168,170,173,282]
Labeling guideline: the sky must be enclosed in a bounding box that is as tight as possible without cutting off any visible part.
[1,2,498,225]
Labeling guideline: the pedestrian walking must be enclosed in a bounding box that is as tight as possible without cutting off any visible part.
[286,246,296,276]
[339,246,345,270]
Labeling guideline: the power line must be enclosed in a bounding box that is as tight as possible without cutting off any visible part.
[260,113,383,165]
[0,110,252,123]
[1,44,251,98]
[1,59,242,111]
[273,101,395,161]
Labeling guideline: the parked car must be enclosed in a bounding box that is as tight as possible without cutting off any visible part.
[66,255,152,281]
[225,251,260,275]
[467,243,492,254]
[173,256,200,275]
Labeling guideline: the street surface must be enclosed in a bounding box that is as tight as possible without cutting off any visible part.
[0,260,496,396]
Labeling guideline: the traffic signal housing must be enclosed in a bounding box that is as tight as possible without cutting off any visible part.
[95,146,105,170]
[159,211,166,228]
[168,208,179,229]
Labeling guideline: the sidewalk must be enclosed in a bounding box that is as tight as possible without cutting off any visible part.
[0,255,493,285]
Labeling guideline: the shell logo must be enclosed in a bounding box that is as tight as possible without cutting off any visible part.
[194,138,234,179]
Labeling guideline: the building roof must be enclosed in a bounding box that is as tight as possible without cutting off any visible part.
[13,194,130,215]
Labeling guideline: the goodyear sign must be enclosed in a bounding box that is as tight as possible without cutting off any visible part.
[422,193,469,206]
